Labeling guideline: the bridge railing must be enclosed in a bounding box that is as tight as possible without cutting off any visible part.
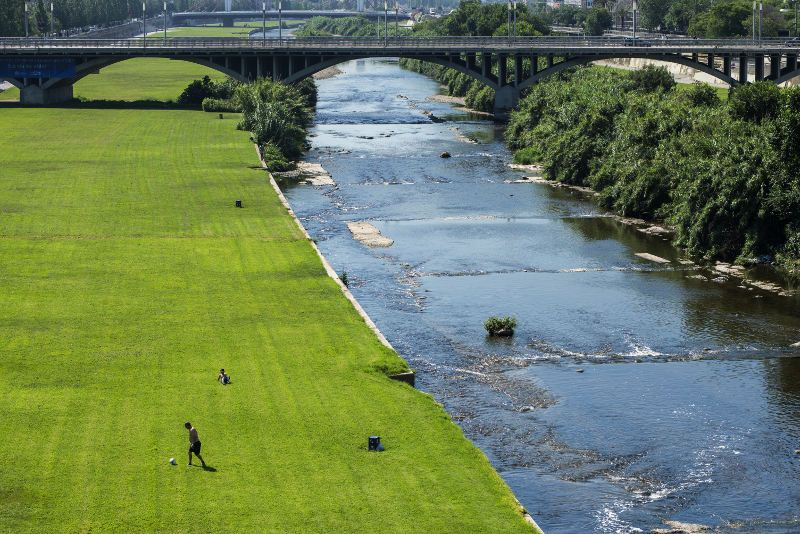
[0,36,797,51]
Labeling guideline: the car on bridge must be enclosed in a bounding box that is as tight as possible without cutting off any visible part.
[623,37,651,47]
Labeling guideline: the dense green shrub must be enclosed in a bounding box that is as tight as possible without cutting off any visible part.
[237,79,312,161]
[728,81,781,124]
[507,65,800,270]
[201,97,241,113]
[178,76,240,109]
[261,143,296,172]
[629,65,676,93]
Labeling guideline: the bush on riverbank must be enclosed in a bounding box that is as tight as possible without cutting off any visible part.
[179,75,317,165]
[236,79,313,161]
[201,97,241,113]
[177,75,239,108]
[507,66,800,271]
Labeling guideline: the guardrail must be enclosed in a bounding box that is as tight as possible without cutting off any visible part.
[0,36,798,51]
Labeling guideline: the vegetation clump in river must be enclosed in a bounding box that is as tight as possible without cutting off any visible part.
[506,65,800,272]
[485,316,518,337]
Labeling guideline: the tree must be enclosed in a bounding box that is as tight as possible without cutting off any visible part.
[629,65,676,93]
[664,0,712,33]
[584,8,612,36]
[0,0,24,37]
[728,81,782,124]
[638,0,670,29]
[34,0,49,35]
[689,0,753,37]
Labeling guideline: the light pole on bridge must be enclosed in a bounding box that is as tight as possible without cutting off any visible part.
[143,2,147,49]
[759,2,763,44]
[753,2,756,43]
[24,1,28,38]
[384,0,388,46]
[50,2,54,37]
[632,0,638,39]
[507,0,511,43]
[513,1,517,39]
[164,1,167,41]
[395,1,399,36]
[279,0,282,45]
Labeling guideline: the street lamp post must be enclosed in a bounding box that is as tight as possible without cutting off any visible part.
[384,0,388,46]
[278,0,282,44]
[262,2,266,46]
[752,1,756,43]
[513,1,517,40]
[50,2,54,37]
[759,2,763,44]
[24,2,29,38]
[143,2,146,48]
[163,1,167,41]
[632,0,638,39]
[507,0,512,43]
[395,1,399,36]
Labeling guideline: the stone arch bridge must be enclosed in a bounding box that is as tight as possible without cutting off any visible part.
[2,36,800,114]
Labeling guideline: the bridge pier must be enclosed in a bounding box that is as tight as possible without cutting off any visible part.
[493,85,519,118]
[19,83,74,105]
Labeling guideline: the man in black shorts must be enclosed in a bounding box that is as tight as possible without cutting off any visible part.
[185,421,206,467]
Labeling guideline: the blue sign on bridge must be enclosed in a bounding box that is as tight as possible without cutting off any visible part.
[0,58,76,78]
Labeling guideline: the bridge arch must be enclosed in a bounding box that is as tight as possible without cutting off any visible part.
[36,56,247,91]
[774,68,800,86]
[517,53,739,92]
[282,54,498,90]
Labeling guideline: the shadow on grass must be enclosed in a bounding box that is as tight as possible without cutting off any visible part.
[0,99,200,111]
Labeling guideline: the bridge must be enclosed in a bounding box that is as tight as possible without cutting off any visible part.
[172,10,411,27]
[3,36,800,114]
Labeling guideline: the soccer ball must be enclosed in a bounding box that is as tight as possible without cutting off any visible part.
[169,458,177,465]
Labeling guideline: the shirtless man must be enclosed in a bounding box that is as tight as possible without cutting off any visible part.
[184,421,206,467]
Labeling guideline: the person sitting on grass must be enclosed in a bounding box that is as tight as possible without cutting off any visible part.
[185,421,206,468]
[218,368,231,385]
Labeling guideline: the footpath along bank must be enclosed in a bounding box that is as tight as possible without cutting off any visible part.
[0,55,539,531]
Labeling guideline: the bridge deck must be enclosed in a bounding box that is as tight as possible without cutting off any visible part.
[0,37,797,56]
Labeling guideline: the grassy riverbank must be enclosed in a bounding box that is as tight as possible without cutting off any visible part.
[0,56,535,533]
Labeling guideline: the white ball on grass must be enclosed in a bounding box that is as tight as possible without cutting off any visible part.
[169,458,177,465]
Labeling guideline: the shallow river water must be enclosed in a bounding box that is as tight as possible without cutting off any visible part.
[284,58,800,533]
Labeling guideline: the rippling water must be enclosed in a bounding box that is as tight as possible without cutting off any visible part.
[285,58,800,533]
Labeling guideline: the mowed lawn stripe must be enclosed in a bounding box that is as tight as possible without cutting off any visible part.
[0,108,533,532]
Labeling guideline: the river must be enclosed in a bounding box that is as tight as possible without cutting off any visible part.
[283,58,800,533]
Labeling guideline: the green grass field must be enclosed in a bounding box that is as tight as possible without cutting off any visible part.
[0,46,535,533]
[166,21,301,38]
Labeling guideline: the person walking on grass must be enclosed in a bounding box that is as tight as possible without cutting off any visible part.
[185,421,206,467]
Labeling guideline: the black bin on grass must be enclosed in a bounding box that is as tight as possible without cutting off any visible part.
[368,436,381,451]
[235,200,243,208]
